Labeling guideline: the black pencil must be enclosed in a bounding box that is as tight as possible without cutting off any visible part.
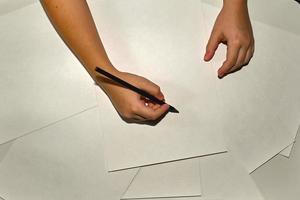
[95,66,179,113]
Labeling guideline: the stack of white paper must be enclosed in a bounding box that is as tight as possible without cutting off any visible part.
[0,0,299,200]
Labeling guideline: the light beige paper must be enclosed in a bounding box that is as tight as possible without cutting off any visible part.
[252,126,300,200]
[0,142,13,163]
[199,153,264,200]
[0,3,97,144]
[122,159,201,199]
[201,3,300,173]
[91,0,226,171]
[0,108,137,200]
[0,0,36,16]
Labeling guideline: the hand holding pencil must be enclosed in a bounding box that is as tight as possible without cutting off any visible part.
[95,68,170,122]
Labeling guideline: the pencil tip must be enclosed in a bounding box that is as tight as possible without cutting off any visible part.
[169,106,179,113]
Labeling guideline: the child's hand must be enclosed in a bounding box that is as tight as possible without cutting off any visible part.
[204,1,254,78]
[96,70,170,122]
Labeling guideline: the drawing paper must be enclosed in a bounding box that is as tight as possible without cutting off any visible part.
[0,142,13,163]
[0,108,138,200]
[0,3,97,144]
[280,143,294,157]
[252,127,300,200]
[91,0,226,171]
[122,159,201,199]
[199,153,264,200]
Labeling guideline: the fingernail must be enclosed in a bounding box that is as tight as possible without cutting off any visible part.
[218,71,224,78]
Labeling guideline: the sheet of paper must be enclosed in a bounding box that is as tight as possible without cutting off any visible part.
[201,0,300,35]
[91,0,226,172]
[280,144,294,157]
[122,159,201,199]
[0,0,36,16]
[199,153,264,200]
[201,3,300,173]
[0,142,13,163]
[0,3,97,144]
[0,108,138,200]
[252,126,300,200]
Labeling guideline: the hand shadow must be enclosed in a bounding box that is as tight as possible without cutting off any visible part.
[121,109,169,126]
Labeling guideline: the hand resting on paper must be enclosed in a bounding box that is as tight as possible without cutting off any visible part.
[204,0,255,78]
[96,69,170,123]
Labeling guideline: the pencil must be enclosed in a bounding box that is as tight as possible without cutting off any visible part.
[95,66,179,113]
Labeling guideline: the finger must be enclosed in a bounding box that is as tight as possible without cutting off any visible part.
[218,43,240,77]
[244,47,254,65]
[139,81,165,100]
[204,30,221,61]
[230,47,247,73]
[135,103,170,121]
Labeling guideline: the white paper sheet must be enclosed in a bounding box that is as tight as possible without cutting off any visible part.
[0,142,13,163]
[252,126,300,200]
[91,0,226,172]
[0,108,138,200]
[0,0,36,16]
[122,159,201,199]
[201,0,300,35]
[201,3,300,173]
[280,143,294,157]
[0,3,97,144]
[199,153,264,200]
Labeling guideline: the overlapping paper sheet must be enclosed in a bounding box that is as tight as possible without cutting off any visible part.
[92,0,226,172]
[199,153,263,200]
[201,3,300,173]
[0,108,138,200]
[0,3,97,144]
[252,126,300,200]
[0,107,204,200]
[125,154,263,200]
[122,159,201,199]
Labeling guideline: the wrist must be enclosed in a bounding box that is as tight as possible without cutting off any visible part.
[91,64,121,87]
[223,0,247,10]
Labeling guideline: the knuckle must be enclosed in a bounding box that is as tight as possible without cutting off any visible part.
[154,86,161,95]
[121,112,132,120]
[130,104,139,113]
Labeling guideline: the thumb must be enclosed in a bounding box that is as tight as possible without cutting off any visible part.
[204,31,221,62]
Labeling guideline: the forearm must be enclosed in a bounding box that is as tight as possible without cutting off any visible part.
[41,0,117,81]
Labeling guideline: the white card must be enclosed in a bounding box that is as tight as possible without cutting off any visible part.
[252,126,300,200]
[199,153,264,200]
[0,3,97,144]
[0,108,138,200]
[201,3,300,173]
[122,159,201,199]
[91,0,226,172]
